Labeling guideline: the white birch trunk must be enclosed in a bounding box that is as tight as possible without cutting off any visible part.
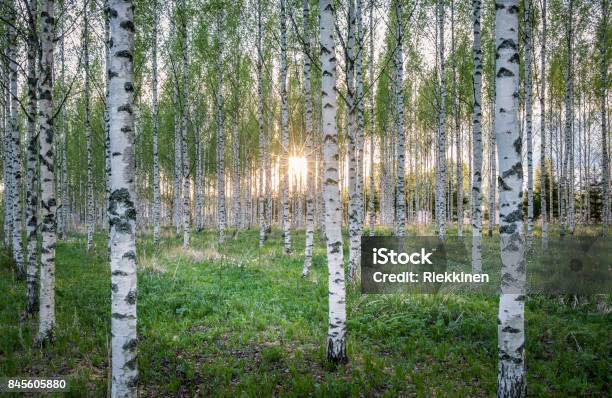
[25,0,39,315]
[302,0,315,277]
[436,0,446,239]
[84,5,94,251]
[488,114,497,238]
[452,0,462,238]
[280,0,291,254]
[195,122,203,232]
[601,0,609,236]
[394,0,406,237]
[172,8,182,236]
[232,122,240,231]
[495,1,526,395]
[471,0,483,270]
[368,0,375,236]
[355,0,365,237]
[563,1,574,237]
[347,0,360,280]
[36,0,57,344]
[539,0,547,244]
[107,0,138,394]
[8,0,24,278]
[215,21,226,244]
[181,14,190,248]
[3,40,12,249]
[257,0,268,247]
[59,25,68,239]
[104,6,111,252]
[266,71,273,232]
[524,0,534,244]
[152,1,161,245]
[320,0,347,364]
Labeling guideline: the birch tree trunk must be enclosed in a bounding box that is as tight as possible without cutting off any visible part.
[195,121,203,232]
[104,5,111,251]
[471,0,483,270]
[394,0,406,237]
[257,0,268,247]
[8,0,24,278]
[368,1,375,236]
[488,112,497,237]
[436,0,446,239]
[524,0,534,244]
[563,1,574,237]
[152,1,161,245]
[172,8,182,236]
[59,25,68,238]
[216,21,226,245]
[36,0,57,344]
[280,0,291,254]
[452,0,462,238]
[495,1,526,395]
[25,0,39,315]
[599,0,609,236]
[302,0,315,277]
[181,12,190,248]
[84,4,94,251]
[488,11,497,238]
[355,0,365,238]
[266,69,273,233]
[3,38,12,249]
[232,121,240,231]
[347,0,360,280]
[320,0,347,364]
[539,0,547,244]
[107,0,138,394]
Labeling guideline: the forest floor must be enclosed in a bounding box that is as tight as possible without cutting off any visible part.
[0,227,610,397]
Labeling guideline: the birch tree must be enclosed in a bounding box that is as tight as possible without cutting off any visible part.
[347,0,359,280]
[320,0,347,364]
[25,0,39,315]
[495,0,526,395]
[562,0,574,237]
[539,0,547,244]
[368,0,375,237]
[84,1,94,251]
[355,0,365,244]
[181,6,190,248]
[152,0,161,245]
[599,0,609,236]
[107,0,138,394]
[302,0,315,277]
[488,12,496,238]
[172,4,182,236]
[524,0,534,244]
[215,19,226,245]
[257,0,268,247]
[280,0,291,254]
[394,0,405,237]
[471,0,483,270]
[36,0,57,343]
[2,30,12,249]
[8,0,24,278]
[59,23,68,240]
[436,0,446,239]
[104,4,111,250]
[451,0,462,238]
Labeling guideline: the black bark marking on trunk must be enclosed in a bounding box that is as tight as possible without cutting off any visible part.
[122,338,138,351]
[125,290,137,304]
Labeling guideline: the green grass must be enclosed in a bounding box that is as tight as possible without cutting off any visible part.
[0,227,609,397]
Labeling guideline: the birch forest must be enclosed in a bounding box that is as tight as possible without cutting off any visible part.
[0,0,610,396]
